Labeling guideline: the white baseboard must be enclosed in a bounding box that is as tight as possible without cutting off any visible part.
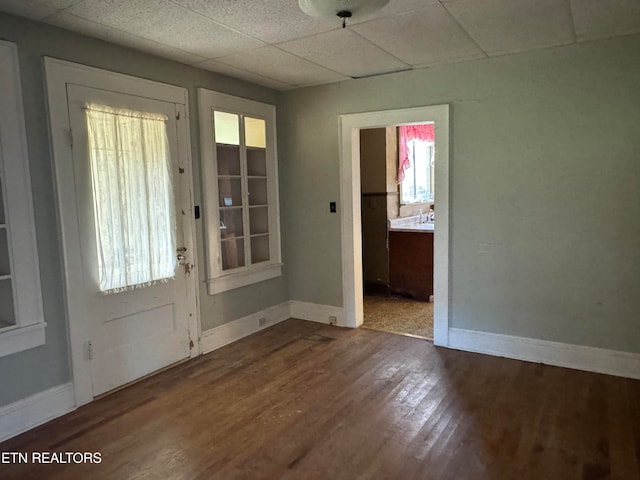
[200,301,346,355]
[0,382,75,443]
[448,328,640,380]
[288,300,345,326]
[200,302,291,355]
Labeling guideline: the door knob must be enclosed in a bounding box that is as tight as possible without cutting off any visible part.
[177,247,187,265]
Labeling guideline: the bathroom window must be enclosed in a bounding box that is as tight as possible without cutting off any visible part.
[398,124,434,205]
[198,89,282,294]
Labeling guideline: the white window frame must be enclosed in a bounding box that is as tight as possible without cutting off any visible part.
[198,89,282,295]
[0,41,46,357]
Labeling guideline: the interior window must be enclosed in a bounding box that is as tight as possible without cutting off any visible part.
[198,89,282,295]
[0,41,45,356]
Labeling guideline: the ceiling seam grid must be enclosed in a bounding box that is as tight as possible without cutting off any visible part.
[436,0,489,58]
[164,0,269,46]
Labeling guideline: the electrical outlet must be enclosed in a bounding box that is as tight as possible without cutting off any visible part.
[328,315,337,325]
[258,317,267,327]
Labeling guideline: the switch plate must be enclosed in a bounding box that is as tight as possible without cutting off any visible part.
[330,202,336,213]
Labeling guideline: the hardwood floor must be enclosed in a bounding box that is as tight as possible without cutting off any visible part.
[1,319,639,480]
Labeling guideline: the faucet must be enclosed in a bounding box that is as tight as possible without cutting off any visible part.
[427,205,435,224]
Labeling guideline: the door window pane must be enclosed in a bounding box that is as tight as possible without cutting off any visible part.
[0,183,5,224]
[220,208,243,237]
[218,178,243,207]
[247,148,267,176]
[248,178,268,205]
[214,111,240,145]
[85,103,176,293]
[249,206,269,235]
[216,145,241,176]
[0,229,9,276]
[244,117,266,148]
[251,235,270,264]
[0,280,15,328]
[221,237,245,270]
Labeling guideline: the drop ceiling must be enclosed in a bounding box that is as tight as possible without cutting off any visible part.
[1,0,639,90]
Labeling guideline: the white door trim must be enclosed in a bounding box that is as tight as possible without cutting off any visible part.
[338,105,450,345]
[44,57,200,407]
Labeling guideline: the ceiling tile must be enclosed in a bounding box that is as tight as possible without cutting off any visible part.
[0,0,55,20]
[171,0,336,43]
[308,0,443,26]
[32,0,82,8]
[352,4,485,67]
[215,46,348,87]
[195,59,294,90]
[278,28,409,78]
[45,12,206,65]
[441,0,575,55]
[350,0,441,24]
[570,0,640,40]
[67,0,264,59]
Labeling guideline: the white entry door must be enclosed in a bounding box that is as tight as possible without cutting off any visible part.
[65,83,193,397]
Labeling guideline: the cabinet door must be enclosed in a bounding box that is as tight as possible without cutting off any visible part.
[389,231,434,301]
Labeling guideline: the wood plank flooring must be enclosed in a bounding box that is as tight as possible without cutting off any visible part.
[1,319,639,480]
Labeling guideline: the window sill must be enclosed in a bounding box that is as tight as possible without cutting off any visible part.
[0,322,47,358]
[207,263,282,295]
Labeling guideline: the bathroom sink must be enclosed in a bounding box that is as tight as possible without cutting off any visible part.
[389,222,434,232]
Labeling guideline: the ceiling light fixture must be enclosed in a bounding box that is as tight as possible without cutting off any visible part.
[298,0,390,28]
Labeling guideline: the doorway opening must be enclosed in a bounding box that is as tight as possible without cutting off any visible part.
[339,105,450,347]
[359,125,434,339]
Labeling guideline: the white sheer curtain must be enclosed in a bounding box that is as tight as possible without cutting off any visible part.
[85,103,176,294]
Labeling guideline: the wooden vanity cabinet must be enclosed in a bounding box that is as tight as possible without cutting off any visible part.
[389,230,434,301]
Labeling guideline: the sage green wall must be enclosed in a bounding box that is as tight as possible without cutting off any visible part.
[360,129,389,288]
[278,34,640,353]
[0,12,287,407]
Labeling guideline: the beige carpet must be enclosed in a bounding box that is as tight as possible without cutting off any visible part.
[363,295,433,340]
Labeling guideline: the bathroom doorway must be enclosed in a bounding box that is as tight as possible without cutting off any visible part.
[338,105,450,347]
[359,125,435,339]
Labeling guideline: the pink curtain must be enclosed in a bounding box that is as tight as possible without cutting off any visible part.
[398,124,434,182]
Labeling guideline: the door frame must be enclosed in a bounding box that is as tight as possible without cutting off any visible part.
[44,58,200,406]
[338,105,450,346]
